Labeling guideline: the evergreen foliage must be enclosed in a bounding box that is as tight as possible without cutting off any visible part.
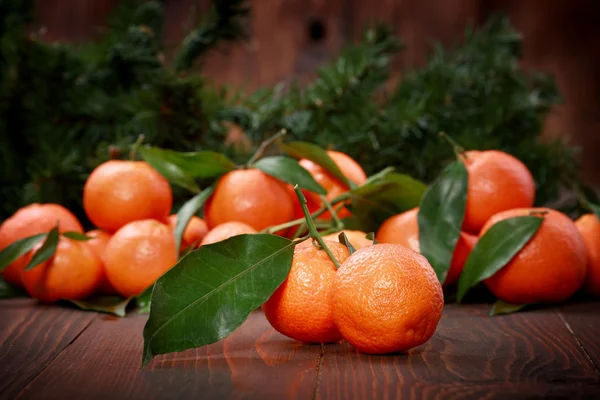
[0,0,589,224]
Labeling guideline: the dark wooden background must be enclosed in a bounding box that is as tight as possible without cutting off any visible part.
[33,0,600,191]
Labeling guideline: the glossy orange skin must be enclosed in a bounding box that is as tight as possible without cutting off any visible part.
[298,150,367,219]
[331,244,443,354]
[0,203,83,286]
[204,169,294,233]
[376,208,477,286]
[86,229,117,295]
[102,219,178,297]
[200,222,257,246]
[322,230,373,250]
[83,161,173,233]
[483,208,587,304]
[166,215,209,250]
[21,237,103,303]
[575,214,600,295]
[263,240,350,344]
[462,150,535,234]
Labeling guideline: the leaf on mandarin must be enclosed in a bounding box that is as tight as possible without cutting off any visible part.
[254,156,326,195]
[280,141,352,188]
[490,301,528,317]
[136,285,154,314]
[141,147,235,180]
[417,161,468,283]
[0,234,46,272]
[456,216,543,303]
[348,172,426,232]
[139,146,201,193]
[142,234,296,367]
[25,226,60,271]
[589,202,600,221]
[0,277,27,298]
[173,187,214,253]
[68,296,133,317]
[365,232,378,244]
[62,231,92,241]
[338,232,357,254]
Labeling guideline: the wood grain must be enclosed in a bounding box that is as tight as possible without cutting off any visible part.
[315,303,600,399]
[16,311,321,400]
[0,299,97,400]
[559,300,600,370]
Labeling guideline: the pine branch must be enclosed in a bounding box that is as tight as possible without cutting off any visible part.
[174,0,249,72]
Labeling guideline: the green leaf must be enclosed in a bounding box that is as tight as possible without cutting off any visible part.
[136,285,154,314]
[139,147,201,193]
[589,202,600,221]
[457,216,543,303]
[338,232,356,254]
[490,301,528,316]
[347,173,427,232]
[365,232,378,244]
[68,296,133,317]
[417,161,468,283]
[0,234,46,272]
[140,146,236,180]
[62,231,92,241]
[0,277,27,298]
[281,141,352,188]
[142,234,295,366]
[173,187,214,252]
[254,156,326,195]
[24,227,60,271]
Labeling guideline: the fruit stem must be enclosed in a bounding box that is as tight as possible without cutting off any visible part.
[320,195,344,230]
[246,129,287,166]
[362,166,395,186]
[439,131,464,160]
[261,192,351,234]
[130,134,145,161]
[293,185,341,269]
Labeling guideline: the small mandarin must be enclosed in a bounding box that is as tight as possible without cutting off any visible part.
[21,237,103,303]
[376,208,477,286]
[204,169,294,233]
[331,244,444,354]
[83,160,172,233]
[0,203,83,286]
[462,150,535,234]
[86,229,116,295]
[482,208,587,304]
[200,222,257,246]
[263,240,350,343]
[103,219,178,297]
[575,214,600,295]
[166,214,209,250]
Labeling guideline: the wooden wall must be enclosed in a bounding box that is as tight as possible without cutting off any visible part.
[33,0,600,190]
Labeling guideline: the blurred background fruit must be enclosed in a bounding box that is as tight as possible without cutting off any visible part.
[103,219,177,297]
[200,222,257,246]
[483,208,587,304]
[575,214,600,295]
[0,203,83,286]
[204,169,293,233]
[21,237,103,303]
[83,161,173,233]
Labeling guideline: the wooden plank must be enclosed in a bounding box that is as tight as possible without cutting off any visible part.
[559,300,600,370]
[0,299,97,399]
[17,311,321,400]
[315,303,600,399]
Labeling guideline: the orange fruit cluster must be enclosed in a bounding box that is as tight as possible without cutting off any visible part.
[0,160,200,301]
[264,240,444,354]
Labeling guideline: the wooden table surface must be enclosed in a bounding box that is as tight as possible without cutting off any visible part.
[1,298,599,400]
